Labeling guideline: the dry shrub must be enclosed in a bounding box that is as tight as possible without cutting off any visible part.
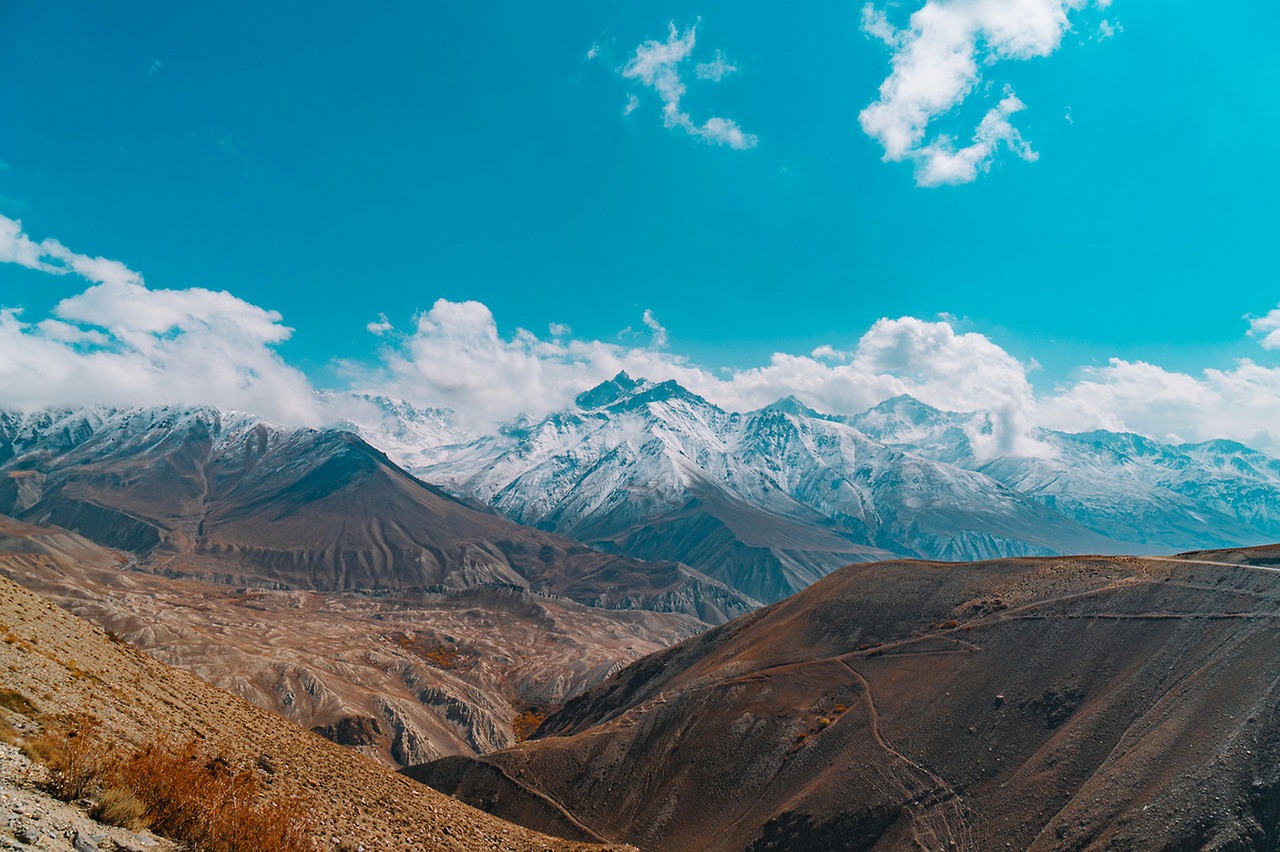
[91,786,148,830]
[513,708,547,743]
[0,688,36,717]
[114,738,313,852]
[30,717,102,800]
[19,715,312,851]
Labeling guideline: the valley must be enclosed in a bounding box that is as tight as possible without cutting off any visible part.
[3,396,1280,849]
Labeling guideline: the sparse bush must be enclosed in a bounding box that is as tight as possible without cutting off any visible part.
[114,737,313,852]
[92,786,148,830]
[19,715,313,851]
[31,717,103,800]
[513,707,547,742]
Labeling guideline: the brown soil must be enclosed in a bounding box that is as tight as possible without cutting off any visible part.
[411,552,1280,851]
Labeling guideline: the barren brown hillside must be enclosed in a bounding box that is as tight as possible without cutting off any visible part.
[0,572,630,851]
[412,551,1280,851]
[0,512,702,766]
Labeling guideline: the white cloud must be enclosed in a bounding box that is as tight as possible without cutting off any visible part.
[357,300,1045,457]
[620,23,757,150]
[367,313,394,335]
[0,214,318,424]
[1249,306,1280,350]
[355,299,1280,460]
[914,92,1038,186]
[8,215,1280,460]
[642,309,669,348]
[695,51,737,82]
[1038,358,1280,453]
[859,0,1096,185]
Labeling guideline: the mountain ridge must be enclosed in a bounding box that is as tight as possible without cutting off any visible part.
[349,374,1280,604]
[0,405,756,624]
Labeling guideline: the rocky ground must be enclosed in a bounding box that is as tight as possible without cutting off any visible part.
[0,739,174,852]
[0,573,630,851]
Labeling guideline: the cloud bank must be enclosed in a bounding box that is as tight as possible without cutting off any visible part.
[859,0,1098,185]
[6,212,1280,458]
[0,214,318,424]
[360,300,1280,460]
[618,23,757,150]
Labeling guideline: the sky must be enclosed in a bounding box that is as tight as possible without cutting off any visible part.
[1,1,1279,454]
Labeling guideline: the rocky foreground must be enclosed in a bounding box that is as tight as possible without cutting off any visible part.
[0,574,630,851]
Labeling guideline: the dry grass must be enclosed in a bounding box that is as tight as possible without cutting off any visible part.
[91,786,148,830]
[115,737,313,852]
[23,716,313,851]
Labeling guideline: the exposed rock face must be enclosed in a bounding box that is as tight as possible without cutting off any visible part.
[408,549,1280,851]
[311,714,384,747]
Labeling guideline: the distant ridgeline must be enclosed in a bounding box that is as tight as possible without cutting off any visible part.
[3,378,1279,610]
[358,373,1280,603]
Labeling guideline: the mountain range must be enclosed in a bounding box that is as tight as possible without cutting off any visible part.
[5,375,1278,616]
[356,372,1280,603]
[0,405,753,623]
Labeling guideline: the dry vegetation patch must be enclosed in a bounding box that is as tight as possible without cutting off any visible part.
[21,714,313,851]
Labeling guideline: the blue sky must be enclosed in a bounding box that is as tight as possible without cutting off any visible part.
[1,1,1279,451]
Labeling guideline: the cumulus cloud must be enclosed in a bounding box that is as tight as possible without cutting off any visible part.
[355,299,1047,457]
[1248,306,1280,350]
[914,92,1038,186]
[1038,359,1280,453]
[620,23,757,150]
[859,0,1097,185]
[354,298,1280,460]
[7,215,1280,459]
[0,215,318,423]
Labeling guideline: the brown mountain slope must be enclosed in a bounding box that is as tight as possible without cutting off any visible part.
[0,408,754,623]
[409,552,1280,851]
[0,573,631,851]
[0,513,702,766]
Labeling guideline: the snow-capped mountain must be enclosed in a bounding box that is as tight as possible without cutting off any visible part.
[387,374,1151,603]
[13,382,1278,612]
[850,396,1280,550]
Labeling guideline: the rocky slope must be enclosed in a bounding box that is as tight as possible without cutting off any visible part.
[0,571,628,851]
[0,406,753,624]
[0,736,178,852]
[0,513,703,767]
[408,549,1280,851]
